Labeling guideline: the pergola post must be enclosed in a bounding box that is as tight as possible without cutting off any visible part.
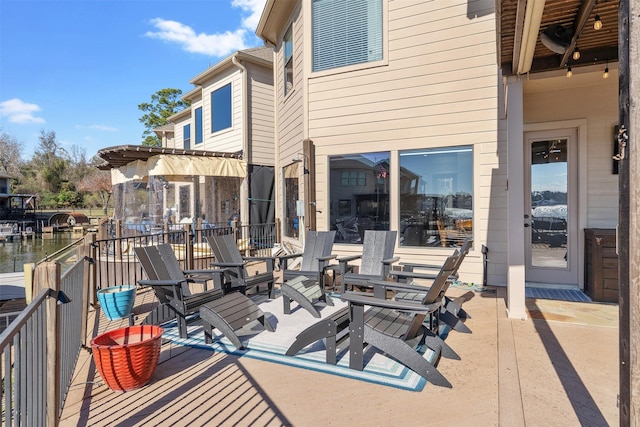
[617,0,639,424]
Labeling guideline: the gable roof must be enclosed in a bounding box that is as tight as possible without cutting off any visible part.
[189,47,273,86]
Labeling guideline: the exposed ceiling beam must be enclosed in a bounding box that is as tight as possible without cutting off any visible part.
[511,0,527,74]
[516,0,546,74]
[560,0,598,67]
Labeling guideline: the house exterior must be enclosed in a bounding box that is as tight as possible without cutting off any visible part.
[160,46,275,227]
[0,171,37,225]
[256,0,620,318]
[99,47,275,227]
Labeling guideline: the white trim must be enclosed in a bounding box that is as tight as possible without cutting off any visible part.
[524,119,588,288]
[506,78,527,320]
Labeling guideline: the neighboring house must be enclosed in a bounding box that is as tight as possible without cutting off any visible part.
[0,171,37,225]
[98,47,275,227]
[257,0,620,317]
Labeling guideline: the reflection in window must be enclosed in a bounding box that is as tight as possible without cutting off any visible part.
[195,107,203,144]
[211,83,232,133]
[283,25,293,96]
[399,146,473,247]
[530,139,568,267]
[183,124,191,150]
[329,152,389,243]
[283,163,299,238]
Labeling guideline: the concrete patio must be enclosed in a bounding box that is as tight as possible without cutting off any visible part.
[59,285,618,426]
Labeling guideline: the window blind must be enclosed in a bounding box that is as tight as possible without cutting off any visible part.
[312,0,383,72]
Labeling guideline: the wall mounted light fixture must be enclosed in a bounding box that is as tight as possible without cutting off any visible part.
[292,153,309,174]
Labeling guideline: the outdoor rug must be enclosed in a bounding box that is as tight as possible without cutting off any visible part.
[525,287,592,302]
[161,292,444,391]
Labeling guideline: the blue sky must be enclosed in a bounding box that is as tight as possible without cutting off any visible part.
[0,0,267,160]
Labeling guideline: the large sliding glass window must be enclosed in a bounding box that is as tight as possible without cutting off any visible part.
[195,107,203,144]
[211,83,232,133]
[312,0,383,72]
[399,146,473,248]
[329,152,390,243]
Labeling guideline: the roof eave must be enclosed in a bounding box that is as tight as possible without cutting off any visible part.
[256,0,297,45]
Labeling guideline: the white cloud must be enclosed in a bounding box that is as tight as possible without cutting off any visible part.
[232,0,268,30]
[0,98,45,124]
[146,18,247,57]
[145,0,267,57]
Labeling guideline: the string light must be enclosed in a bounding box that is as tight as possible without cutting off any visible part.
[594,14,603,30]
[566,66,572,78]
[603,62,609,79]
[594,1,603,30]
[572,47,581,61]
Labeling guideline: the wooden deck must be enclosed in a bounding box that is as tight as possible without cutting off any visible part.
[59,286,619,426]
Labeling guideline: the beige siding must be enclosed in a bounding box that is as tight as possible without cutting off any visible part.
[274,3,305,236]
[171,115,191,150]
[247,62,275,166]
[198,67,243,153]
[524,69,619,228]
[306,0,498,284]
[277,4,305,162]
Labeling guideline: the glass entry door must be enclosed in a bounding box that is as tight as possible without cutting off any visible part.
[524,129,578,285]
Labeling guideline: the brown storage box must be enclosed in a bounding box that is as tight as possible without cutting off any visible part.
[584,228,619,303]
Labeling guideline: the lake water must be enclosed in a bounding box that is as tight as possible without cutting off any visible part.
[0,234,80,274]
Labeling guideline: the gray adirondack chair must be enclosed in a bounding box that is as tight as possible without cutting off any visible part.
[206,234,276,298]
[279,230,337,318]
[340,253,460,388]
[389,237,473,333]
[338,230,399,292]
[134,244,225,338]
[134,244,274,347]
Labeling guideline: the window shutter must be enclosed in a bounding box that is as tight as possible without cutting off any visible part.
[312,0,383,72]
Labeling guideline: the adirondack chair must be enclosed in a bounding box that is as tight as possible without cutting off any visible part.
[340,253,460,388]
[134,244,274,347]
[278,230,337,318]
[338,230,399,292]
[134,244,225,339]
[206,234,276,298]
[388,237,473,333]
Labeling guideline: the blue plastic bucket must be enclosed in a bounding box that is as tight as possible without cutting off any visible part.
[97,285,136,320]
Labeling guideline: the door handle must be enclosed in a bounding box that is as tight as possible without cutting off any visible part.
[524,223,530,228]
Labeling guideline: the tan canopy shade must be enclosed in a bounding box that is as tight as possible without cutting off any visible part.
[111,154,247,184]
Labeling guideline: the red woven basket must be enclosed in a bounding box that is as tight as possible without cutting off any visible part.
[91,325,163,392]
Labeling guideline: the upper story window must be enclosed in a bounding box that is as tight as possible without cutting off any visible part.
[283,25,293,96]
[211,83,232,133]
[195,107,203,144]
[183,124,191,150]
[312,0,383,72]
[341,171,366,186]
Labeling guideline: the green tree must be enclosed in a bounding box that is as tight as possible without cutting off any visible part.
[30,130,69,193]
[138,88,190,146]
